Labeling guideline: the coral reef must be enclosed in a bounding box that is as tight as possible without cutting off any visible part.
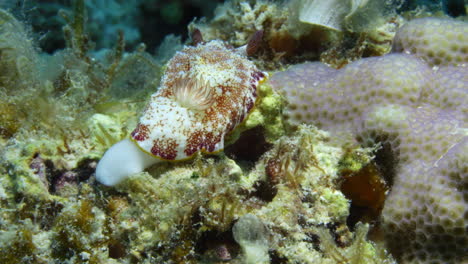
[0,2,393,263]
[270,17,467,264]
[0,1,465,264]
[1,121,395,263]
[189,0,399,68]
[297,0,403,32]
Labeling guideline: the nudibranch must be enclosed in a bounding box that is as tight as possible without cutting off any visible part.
[96,39,267,186]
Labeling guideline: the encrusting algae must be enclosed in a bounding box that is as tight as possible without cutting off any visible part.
[1,1,465,264]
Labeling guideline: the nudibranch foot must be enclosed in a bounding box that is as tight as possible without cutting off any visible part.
[96,139,159,186]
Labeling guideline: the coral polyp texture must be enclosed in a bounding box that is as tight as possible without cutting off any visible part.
[359,104,466,262]
[392,17,468,67]
[271,53,432,131]
[131,40,266,160]
[428,65,467,120]
[270,17,467,264]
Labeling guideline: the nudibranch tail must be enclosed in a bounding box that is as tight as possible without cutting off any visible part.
[95,139,160,186]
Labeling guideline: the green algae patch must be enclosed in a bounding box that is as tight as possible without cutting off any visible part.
[319,188,350,223]
[226,80,285,147]
[245,81,286,142]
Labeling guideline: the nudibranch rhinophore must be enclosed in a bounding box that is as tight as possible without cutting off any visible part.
[96,40,267,186]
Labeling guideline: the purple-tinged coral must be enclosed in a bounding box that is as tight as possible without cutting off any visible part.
[269,17,467,264]
[426,65,468,121]
[392,17,468,67]
[383,136,467,263]
[359,105,465,263]
[270,53,433,132]
[359,105,465,165]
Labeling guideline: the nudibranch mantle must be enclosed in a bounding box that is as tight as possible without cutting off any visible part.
[131,40,266,161]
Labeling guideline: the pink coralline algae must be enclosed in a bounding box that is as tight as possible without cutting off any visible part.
[131,40,266,160]
[269,17,467,264]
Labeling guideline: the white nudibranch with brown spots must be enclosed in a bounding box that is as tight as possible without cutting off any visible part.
[96,39,266,186]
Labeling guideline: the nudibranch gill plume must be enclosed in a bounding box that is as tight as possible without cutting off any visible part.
[96,39,267,186]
